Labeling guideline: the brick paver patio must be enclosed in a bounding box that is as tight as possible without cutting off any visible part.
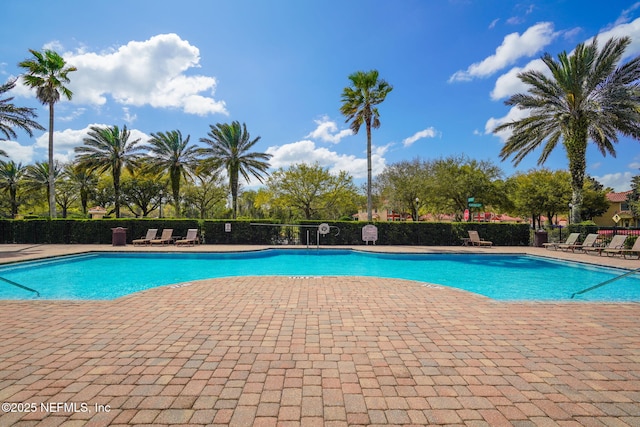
[1,246,639,426]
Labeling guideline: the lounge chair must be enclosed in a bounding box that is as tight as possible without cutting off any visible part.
[562,233,599,252]
[175,229,200,246]
[543,232,580,251]
[150,229,174,245]
[583,234,627,256]
[132,228,158,246]
[602,235,637,258]
[468,230,492,247]
[604,237,640,259]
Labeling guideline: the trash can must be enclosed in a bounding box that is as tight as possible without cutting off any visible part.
[111,227,127,246]
[533,230,548,247]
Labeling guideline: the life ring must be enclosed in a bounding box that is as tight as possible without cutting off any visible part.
[318,223,330,235]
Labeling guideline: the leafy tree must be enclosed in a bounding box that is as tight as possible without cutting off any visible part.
[431,156,503,219]
[266,162,359,220]
[375,158,430,221]
[340,69,392,221]
[506,169,572,228]
[580,176,610,220]
[121,172,166,218]
[627,173,640,219]
[0,78,44,141]
[55,176,78,218]
[75,125,144,218]
[0,160,27,218]
[145,130,199,216]
[199,121,271,218]
[19,49,76,218]
[495,37,640,223]
[182,171,227,219]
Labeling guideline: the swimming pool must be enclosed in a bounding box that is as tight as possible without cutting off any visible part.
[0,249,638,301]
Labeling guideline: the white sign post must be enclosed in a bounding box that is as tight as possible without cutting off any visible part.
[362,224,378,245]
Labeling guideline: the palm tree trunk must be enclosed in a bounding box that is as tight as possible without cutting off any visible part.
[366,120,373,222]
[171,169,181,217]
[230,170,238,219]
[113,166,121,218]
[48,102,56,218]
[565,127,587,224]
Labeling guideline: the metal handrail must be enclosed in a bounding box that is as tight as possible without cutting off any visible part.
[570,267,640,299]
[0,276,40,297]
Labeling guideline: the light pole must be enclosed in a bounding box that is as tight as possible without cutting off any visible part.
[415,197,419,221]
[568,203,573,225]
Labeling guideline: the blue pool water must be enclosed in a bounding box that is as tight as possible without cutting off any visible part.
[0,249,639,301]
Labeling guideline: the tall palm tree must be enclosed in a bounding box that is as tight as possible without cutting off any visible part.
[75,125,143,218]
[494,37,640,223]
[340,69,393,221]
[1,78,44,141]
[145,130,199,217]
[199,121,272,218]
[19,49,76,218]
[0,160,27,218]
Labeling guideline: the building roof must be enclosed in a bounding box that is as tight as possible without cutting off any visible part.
[606,190,632,203]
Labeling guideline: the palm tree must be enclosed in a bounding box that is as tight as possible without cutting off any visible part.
[19,49,76,218]
[75,125,143,218]
[199,121,272,218]
[0,160,27,218]
[494,37,640,223]
[340,69,393,221]
[145,130,199,216]
[64,163,97,216]
[24,161,61,209]
[1,78,44,141]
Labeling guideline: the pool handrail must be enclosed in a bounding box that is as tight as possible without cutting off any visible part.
[0,275,40,297]
[570,266,640,299]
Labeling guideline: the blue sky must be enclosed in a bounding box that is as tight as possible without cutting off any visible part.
[2,0,640,191]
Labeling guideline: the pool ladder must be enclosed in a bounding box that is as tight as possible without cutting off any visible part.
[570,266,640,299]
[0,276,40,297]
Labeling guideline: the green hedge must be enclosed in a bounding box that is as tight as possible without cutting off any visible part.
[0,219,530,246]
[298,221,530,246]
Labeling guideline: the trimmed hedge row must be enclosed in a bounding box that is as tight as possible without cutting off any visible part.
[299,221,530,246]
[0,219,530,246]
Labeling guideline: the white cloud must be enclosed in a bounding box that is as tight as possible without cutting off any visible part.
[629,161,640,169]
[305,116,352,144]
[609,2,640,28]
[449,22,556,82]
[266,140,387,179]
[17,34,228,117]
[402,127,438,147]
[489,18,500,29]
[485,105,531,141]
[0,140,36,164]
[593,171,633,192]
[491,17,640,100]
[34,124,149,164]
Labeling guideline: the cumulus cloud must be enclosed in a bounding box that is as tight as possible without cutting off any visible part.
[266,140,387,179]
[449,22,556,82]
[402,127,439,147]
[305,116,352,144]
[34,124,150,164]
[592,171,634,192]
[0,140,36,164]
[491,17,640,101]
[484,106,531,142]
[17,34,228,117]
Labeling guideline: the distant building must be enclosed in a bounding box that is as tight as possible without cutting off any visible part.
[88,206,107,219]
[593,191,638,227]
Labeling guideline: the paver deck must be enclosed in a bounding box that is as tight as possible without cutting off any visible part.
[1,245,639,426]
